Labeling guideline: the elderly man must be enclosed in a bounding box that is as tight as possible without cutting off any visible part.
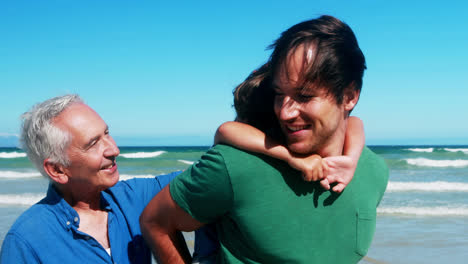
[0,95,183,263]
[140,15,389,263]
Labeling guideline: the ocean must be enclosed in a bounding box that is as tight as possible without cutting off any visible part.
[1,145,467,263]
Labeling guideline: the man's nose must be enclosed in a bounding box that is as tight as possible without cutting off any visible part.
[103,136,120,157]
[279,96,300,121]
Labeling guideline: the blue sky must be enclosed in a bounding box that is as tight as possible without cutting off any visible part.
[1,0,467,146]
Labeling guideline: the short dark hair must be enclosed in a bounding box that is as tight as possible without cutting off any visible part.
[268,15,366,104]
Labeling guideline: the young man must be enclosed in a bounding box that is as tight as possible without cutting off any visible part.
[140,15,389,263]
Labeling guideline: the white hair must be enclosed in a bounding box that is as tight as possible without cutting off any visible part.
[20,94,84,178]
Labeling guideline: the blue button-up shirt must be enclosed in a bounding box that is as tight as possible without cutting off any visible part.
[0,172,179,264]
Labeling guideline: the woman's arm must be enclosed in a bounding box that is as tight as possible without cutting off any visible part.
[344,116,365,162]
[215,121,285,158]
[215,121,324,182]
[214,117,365,191]
[321,116,365,192]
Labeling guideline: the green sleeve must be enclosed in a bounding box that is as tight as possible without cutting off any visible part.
[169,147,233,223]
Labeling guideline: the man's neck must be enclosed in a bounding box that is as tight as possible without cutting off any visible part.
[75,201,110,249]
[55,182,110,248]
[56,183,103,210]
[316,119,347,158]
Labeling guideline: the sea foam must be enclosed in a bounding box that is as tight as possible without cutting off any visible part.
[120,151,166,159]
[119,174,157,181]
[378,206,468,216]
[0,194,43,206]
[178,160,194,165]
[0,152,27,158]
[444,148,468,154]
[0,171,42,179]
[387,181,468,192]
[405,148,434,153]
[405,158,468,167]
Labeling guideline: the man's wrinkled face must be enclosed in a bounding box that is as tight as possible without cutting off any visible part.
[53,103,120,192]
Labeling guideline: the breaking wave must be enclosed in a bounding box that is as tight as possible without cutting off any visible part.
[378,206,468,216]
[0,171,42,179]
[120,151,166,159]
[178,160,194,165]
[387,181,468,192]
[119,174,157,181]
[0,193,44,206]
[444,148,468,154]
[0,152,26,158]
[405,148,434,153]
[405,158,468,168]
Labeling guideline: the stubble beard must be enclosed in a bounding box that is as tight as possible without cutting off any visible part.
[286,126,335,156]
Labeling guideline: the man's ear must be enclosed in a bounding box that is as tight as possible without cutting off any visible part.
[43,159,69,184]
[343,85,360,112]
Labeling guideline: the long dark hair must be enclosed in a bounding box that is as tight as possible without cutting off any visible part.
[233,63,277,132]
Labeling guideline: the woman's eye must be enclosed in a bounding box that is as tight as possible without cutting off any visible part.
[273,90,282,95]
[273,90,285,97]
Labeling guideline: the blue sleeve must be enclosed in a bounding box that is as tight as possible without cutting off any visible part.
[111,171,182,214]
[155,171,181,190]
[0,233,39,264]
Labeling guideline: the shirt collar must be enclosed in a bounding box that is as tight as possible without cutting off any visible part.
[100,191,112,211]
[44,184,113,231]
[44,184,81,231]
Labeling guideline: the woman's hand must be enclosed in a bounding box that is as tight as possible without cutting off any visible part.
[288,154,325,182]
[321,155,357,193]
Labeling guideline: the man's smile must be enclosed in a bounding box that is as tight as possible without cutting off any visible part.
[285,124,311,132]
[100,161,117,172]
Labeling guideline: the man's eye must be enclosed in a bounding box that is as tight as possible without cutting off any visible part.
[297,94,314,101]
[86,139,99,149]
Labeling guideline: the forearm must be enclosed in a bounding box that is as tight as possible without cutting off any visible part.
[215,121,293,162]
[216,121,325,181]
[140,223,190,264]
[140,187,196,264]
[343,116,365,162]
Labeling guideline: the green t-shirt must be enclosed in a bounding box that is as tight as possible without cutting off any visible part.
[171,144,388,263]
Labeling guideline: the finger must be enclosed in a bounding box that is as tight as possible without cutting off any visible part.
[323,158,336,168]
[332,183,346,193]
[312,169,319,181]
[322,159,330,172]
[302,172,312,182]
[317,167,324,180]
[326,174,336,184]
[320,179,330,190]
[311,170,317,181]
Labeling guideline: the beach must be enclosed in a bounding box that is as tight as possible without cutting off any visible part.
[1,145,468,263]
